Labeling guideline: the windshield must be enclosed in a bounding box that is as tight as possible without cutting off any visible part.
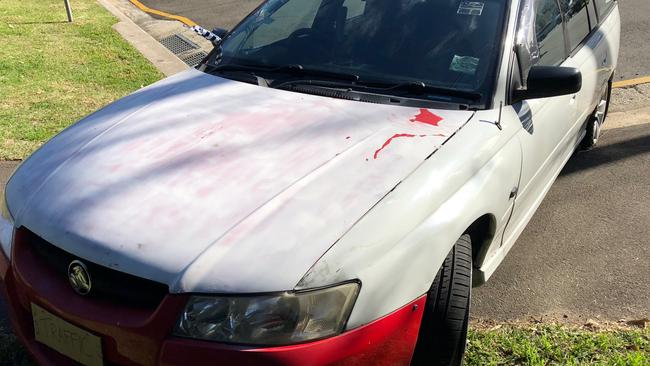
[214,0,508,107]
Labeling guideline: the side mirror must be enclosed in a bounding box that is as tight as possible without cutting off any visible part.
[513,66,582,103]
[211,27,229,40]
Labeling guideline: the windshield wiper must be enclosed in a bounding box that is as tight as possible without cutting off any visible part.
[274,78,482,104]
[358,80,483,102]
[203,63,273,86]
[207,63,480,104]
[207,63,359,82]
[207,63,285,73]
[272,64,360,82]
[272,78,357,90]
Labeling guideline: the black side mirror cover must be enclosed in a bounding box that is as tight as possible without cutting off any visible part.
[513,66,582,103]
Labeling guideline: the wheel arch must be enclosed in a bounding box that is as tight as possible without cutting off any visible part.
[464,214,497,265]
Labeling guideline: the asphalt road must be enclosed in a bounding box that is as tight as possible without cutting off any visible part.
[615,0,650,81]
[138,0,650,83]
[139,0,262,30]
[472,122,650,322]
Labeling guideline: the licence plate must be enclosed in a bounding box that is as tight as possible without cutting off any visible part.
[31,303,103,366]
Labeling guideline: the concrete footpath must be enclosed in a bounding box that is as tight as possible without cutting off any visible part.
[99,0,217,76]
[98,0,187,76]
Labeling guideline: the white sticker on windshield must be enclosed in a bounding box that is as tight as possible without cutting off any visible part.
[457,1,484,16]
[450,55,480,75]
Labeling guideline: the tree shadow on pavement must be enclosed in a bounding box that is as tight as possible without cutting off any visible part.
[561,123,650,176]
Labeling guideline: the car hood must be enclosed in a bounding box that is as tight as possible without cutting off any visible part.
[7,69,474,293]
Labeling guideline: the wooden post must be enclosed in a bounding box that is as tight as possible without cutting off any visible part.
[64,0,73,22]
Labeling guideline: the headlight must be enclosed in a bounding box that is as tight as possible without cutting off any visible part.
[174,282,360,345]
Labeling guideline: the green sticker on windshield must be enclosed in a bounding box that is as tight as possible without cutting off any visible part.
[450,55,479,75]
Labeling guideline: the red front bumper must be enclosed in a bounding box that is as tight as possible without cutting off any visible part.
[0,230,425,366]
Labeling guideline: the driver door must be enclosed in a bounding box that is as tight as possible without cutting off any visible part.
[501,0,578,247]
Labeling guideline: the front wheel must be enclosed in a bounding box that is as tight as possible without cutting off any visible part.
[411,234,472,366]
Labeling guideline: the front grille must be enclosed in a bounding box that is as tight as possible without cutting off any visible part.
[24,229,169,309]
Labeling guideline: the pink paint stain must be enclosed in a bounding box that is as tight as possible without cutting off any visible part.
[373,134,417,159]
[410,109,443,126]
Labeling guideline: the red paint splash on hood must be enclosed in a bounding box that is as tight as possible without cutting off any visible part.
[373,132,447,159]
[410,109,443,126]
[373,134,417,159]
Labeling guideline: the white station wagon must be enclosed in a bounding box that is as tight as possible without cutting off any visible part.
[0,0,620,365]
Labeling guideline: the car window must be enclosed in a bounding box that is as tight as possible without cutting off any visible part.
[219,0,509,105]
[558,0,591,51]
[240,0,322,49]
[587,0,598,28]
[535,0,566,66]
[594,0,616,19]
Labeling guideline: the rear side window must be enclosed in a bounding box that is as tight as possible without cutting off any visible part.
[558,0,591,51]
[587,1,598,29]
[594,0,616,19]
[535,0,566,66]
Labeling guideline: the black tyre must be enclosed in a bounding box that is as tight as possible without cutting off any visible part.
[581,78,612,150]
[411,234,472,366]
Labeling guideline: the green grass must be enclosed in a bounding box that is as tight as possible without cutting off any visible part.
[465,324,649,366]
[0,0,163,160]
